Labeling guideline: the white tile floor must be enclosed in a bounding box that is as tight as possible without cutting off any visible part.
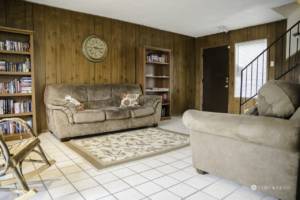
[0,117,277,200]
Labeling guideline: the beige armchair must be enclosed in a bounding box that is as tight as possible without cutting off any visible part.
[183,80,300,200]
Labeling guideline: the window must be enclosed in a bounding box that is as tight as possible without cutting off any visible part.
[234,39,267,97]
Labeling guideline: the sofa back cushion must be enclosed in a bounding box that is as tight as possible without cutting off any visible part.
[44,83,142,108]
[257,80,300,118]
[87,84,112,101]
[44,84,88,106]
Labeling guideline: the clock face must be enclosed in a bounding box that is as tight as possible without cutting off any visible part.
[82,35,108,62]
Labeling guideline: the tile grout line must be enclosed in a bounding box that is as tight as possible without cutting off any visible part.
[41,134,208,200]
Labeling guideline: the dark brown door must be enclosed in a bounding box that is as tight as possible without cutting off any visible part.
[203,46,229,113]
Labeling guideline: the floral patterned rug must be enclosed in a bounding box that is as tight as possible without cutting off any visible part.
[65,128,190,169]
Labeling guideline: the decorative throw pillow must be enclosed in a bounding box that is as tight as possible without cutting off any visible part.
[120,93,140,108]
[64,95,85,111]
[257,80,300,118]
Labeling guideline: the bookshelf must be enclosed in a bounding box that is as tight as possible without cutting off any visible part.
[139,46,172,120]
[0,26,36,141]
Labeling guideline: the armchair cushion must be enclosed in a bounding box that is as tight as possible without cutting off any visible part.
[73,109,105,124]
[183,109,300,152]
[257,80,300,118]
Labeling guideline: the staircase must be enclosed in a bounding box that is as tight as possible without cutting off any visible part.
[239,20,300,113]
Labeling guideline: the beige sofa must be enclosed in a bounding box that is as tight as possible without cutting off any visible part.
[44,84,161,140]
[183,80,300,200]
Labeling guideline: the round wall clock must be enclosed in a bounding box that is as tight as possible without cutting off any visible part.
[82,35,108,62]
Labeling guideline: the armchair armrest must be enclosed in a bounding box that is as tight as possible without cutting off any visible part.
[140,95,162,109]
[183,109,299,152]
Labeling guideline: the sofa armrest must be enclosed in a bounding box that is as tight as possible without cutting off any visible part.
[183,109,299,152]
[45,103,75,123]
[140,95,162,110]
[290,107,300,123]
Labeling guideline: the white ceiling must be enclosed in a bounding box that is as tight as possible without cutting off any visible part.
[26,0,294,37]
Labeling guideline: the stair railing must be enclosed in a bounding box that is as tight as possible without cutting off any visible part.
[239,20,300,113]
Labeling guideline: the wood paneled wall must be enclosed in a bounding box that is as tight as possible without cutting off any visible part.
[0,0,195,132]
[195,20,287,113]
[0,0,292,131]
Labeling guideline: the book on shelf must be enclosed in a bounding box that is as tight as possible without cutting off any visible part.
[0,118,32,135]
[0,58,31,72]
[0,99,32,114]
[146,53,168,63]
[0,77,32,94]
[0,40,30,52]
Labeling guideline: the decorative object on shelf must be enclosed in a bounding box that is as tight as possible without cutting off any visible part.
[0,118,55,200]
[66,127,189,169]
[82,35,108,62]
[162,93,168,101]
[138,46,172,120]
[0,26,37,135]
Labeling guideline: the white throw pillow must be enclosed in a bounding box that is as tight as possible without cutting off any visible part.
[120,94,140,108]
[65,95,84,111]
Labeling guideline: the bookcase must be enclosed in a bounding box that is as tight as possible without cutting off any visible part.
[0,26,36,141]
[138,46,172,120]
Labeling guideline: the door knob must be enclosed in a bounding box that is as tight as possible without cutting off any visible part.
[225,77,229,83]
[225,85,229,88]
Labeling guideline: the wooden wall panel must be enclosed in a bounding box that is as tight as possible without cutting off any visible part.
[72,13,95,84]
[0,0,6,26]
[195,21,287,113]
[44,7,59,85]
[94,17,112,84]
[33,5,47,132]
[58,10,75,84]
[1,0,196,132]
[5,0,32,29]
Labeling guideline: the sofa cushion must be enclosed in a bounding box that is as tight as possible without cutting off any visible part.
[85,99,114,109]
[44,84,88,106]
[87,84,112,101]
[130,106,154,118]
[257,80,300,118]
[73,109,105,124]
[105,107,131,120]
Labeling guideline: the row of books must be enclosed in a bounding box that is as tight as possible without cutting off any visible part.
[0,77,32,94]
[0,119,32,135]
[0,99,32,114]
[0,40,30,52]
[0,58,31,72]
[147,54,169,63]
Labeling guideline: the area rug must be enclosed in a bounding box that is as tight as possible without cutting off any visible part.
[65,128,190,169]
